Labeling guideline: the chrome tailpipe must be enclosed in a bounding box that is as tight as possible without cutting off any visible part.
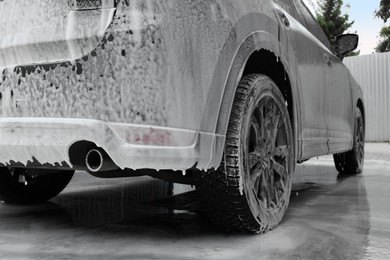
[85,148,119,172]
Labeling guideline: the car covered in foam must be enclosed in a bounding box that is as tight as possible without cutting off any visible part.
[0,0,365,233]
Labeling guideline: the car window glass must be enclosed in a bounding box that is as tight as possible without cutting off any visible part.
[293,0,331,50]
[273,0,301,23]
[67,0,114,10]
[0,0,68,37]
[273,0,331,50]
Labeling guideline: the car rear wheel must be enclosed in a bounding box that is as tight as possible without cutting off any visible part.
[197,74,294,233]
[333,107,365,174]
[0,168,74,204]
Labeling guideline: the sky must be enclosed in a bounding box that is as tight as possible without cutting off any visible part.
[306,0,385,55]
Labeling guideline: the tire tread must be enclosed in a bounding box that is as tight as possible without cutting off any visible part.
[197,74,288,233]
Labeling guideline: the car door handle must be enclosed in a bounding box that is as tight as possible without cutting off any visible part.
[68,0,116,10]
[323,54,332,66]
[276,10,290,28]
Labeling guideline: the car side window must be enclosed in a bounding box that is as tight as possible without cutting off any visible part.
[293,0,332,50]
[273,0,332,50]
[273,0,301,22]
[67,0,115,10]
[0,0,68,38]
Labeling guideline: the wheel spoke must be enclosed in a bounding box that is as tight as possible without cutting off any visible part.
[257,173,268,205]
[251,163,263,184]
[251,116,263,147]
[274,186,280,204]
[256,168,272,209]
[253,173,261,192]
[258,104,266,139]
[269,170,275,205]
[279,177,286,194]
[271,158,288,180]
[255,170,267,199]
[249,152,260,169]
[270,112,281,147]
[274,145,289,158]
[265,170,273,208]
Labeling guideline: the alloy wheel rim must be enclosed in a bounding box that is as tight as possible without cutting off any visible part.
[356,114,364,166]
[246,95,290,211]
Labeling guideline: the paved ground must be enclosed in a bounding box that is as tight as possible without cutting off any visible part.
[0,143,389,259]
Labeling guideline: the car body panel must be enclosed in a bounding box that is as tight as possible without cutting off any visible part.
[0,0,363,172]
[279,7,329,158]
[0,0,115,67]
[324,50,354,153]
[0,117,222,171]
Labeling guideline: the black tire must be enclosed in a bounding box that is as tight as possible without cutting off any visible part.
[197,74,294,233]
[0,168,74,204]
[333,107,365,174]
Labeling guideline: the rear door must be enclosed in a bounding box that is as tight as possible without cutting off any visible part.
[0,0,116,68]
[274,1,328,158]
[323,50,354,152]
[294,1,354,153]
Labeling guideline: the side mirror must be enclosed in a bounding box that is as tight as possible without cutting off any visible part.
[335,34,359,58]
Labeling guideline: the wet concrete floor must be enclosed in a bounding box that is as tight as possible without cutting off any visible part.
[0,143,389,259]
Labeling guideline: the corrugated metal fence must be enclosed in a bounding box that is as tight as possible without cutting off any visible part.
[344,52,390,142]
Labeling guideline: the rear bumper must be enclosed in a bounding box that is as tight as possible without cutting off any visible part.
[0,118,224,171]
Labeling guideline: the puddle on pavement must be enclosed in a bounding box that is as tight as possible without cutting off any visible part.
[0,162,344,230]
[0,159,389,259]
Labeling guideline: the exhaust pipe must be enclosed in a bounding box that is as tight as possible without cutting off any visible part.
[85,148,118,172]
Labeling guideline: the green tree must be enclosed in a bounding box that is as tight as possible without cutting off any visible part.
[376,0,390,22]
[375,0,390,52]
[375,26,390,52]
[316,0,354,50]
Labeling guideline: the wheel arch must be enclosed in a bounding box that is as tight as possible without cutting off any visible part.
[242,49,295,139]
[357,98,365,126]
[213,33,299,166]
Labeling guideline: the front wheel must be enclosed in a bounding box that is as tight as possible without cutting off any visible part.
[0,168,74,204]
[333,107,365,174]
[197,74,294,233]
